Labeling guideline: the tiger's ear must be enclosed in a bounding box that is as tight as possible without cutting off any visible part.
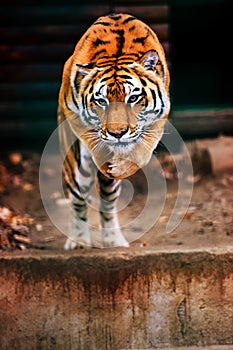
[76,63,103,76]
[139,50,159,71]
[76,63,93,76]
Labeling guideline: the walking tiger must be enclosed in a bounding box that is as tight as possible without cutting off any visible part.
[58,13,170,249]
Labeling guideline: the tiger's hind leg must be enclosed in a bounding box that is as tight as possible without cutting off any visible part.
[97,171,129,248]
[64,144,95,250]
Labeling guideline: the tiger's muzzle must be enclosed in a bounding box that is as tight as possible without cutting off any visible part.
[100,102,139,142]
[101,125,138,143]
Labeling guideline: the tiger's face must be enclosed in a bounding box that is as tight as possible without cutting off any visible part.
[92,69,166,145]
[69,50,170,178]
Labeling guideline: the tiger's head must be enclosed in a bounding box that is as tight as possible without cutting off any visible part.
[67,50,170,179]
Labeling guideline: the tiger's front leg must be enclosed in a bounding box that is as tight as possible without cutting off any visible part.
[97,171,129,248]
[64,144,95,250]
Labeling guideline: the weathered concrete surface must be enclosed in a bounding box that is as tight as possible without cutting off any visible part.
[0,248,232,350]
[140,347,233,350]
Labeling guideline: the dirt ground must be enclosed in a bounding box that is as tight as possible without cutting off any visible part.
[0,135,232,253]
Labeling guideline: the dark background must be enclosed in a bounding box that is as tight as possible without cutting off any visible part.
[170,0,233,107]
[0,0,232,148]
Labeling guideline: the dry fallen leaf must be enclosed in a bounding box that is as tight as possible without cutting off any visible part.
[9,152,22,165]
[36,224,43,232]
[186,175,201,183]
[159,215,168,223]
[22,183,34,191]
[140,242,150,247]
[0,206,33,250]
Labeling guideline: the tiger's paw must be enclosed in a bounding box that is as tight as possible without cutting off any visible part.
[102,228,129,248]
[64,237,91,250]
[64,238,78,250]
[64,218,92,250]
[106,159,139,179]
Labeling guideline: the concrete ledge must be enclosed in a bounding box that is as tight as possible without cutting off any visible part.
[0,248,232,350]
[135,347,233,350]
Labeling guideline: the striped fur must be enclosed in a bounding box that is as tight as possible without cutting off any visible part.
[58,13,170,248]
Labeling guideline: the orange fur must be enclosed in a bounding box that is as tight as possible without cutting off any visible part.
[58,13,170,179]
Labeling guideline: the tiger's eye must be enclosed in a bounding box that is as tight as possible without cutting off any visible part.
[97,98,107,106]
[128,95,138,103]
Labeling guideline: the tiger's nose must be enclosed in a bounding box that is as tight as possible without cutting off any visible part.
[107,127,128,139]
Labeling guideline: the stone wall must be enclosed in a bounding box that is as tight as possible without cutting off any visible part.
[0,248,232,350]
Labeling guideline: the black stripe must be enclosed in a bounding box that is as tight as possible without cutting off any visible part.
[81,94,85,110]
[99,184,121,198]
[101,212,114,222]
[85,75,99,95]
[79,184,91,194]
[111,29,125,57]
[96,62,115,68]
[65,157,82,193]
[117,61,135,65]
[91,49,107,61]
[133,34,149,45]
[129,25,136,32]
[82,111,90,126]
[72,140,80,167]
[120,67,131,73]
[117,74,132,80]
[94,21,111,26]
[71,90,79,110]
[79,164,92,177]
[83,107,98,125]
[89,84,94,94]
[100,76,112,83]
[89,115,100,123]
[100,212,113,222]
[142,109,156,116]
[73,202,86,210]
[122,16,136,24]
[122,79,134,87]
[101,67,113,75]
[95,54,116,61]
[93,38,111,47]
[97,83,106,93]
[151,89,157,109]
[97,172,116,185]
[137,96,146,106]
[83,71,99,93]
[82,108,91,125]
[64,93,72,112]
[141,87,146,96]
[108,14,122,21]
[147,76,158,85]
[156,83,165,108]
[74,70,80,94]
[96,59,116,66]
[66,182,84,202]
[100,201,114,209]
[100,197,117,204]
[138,114,146,121]
[139,77,147,87]
[118,53,139,60]
[82,94,94,125]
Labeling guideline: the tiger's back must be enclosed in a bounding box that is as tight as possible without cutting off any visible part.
[58,13,170,249]
[73,13,168,86]
[60,13,169,100]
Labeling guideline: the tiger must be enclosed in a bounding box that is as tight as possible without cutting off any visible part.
[58,13,170,249]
